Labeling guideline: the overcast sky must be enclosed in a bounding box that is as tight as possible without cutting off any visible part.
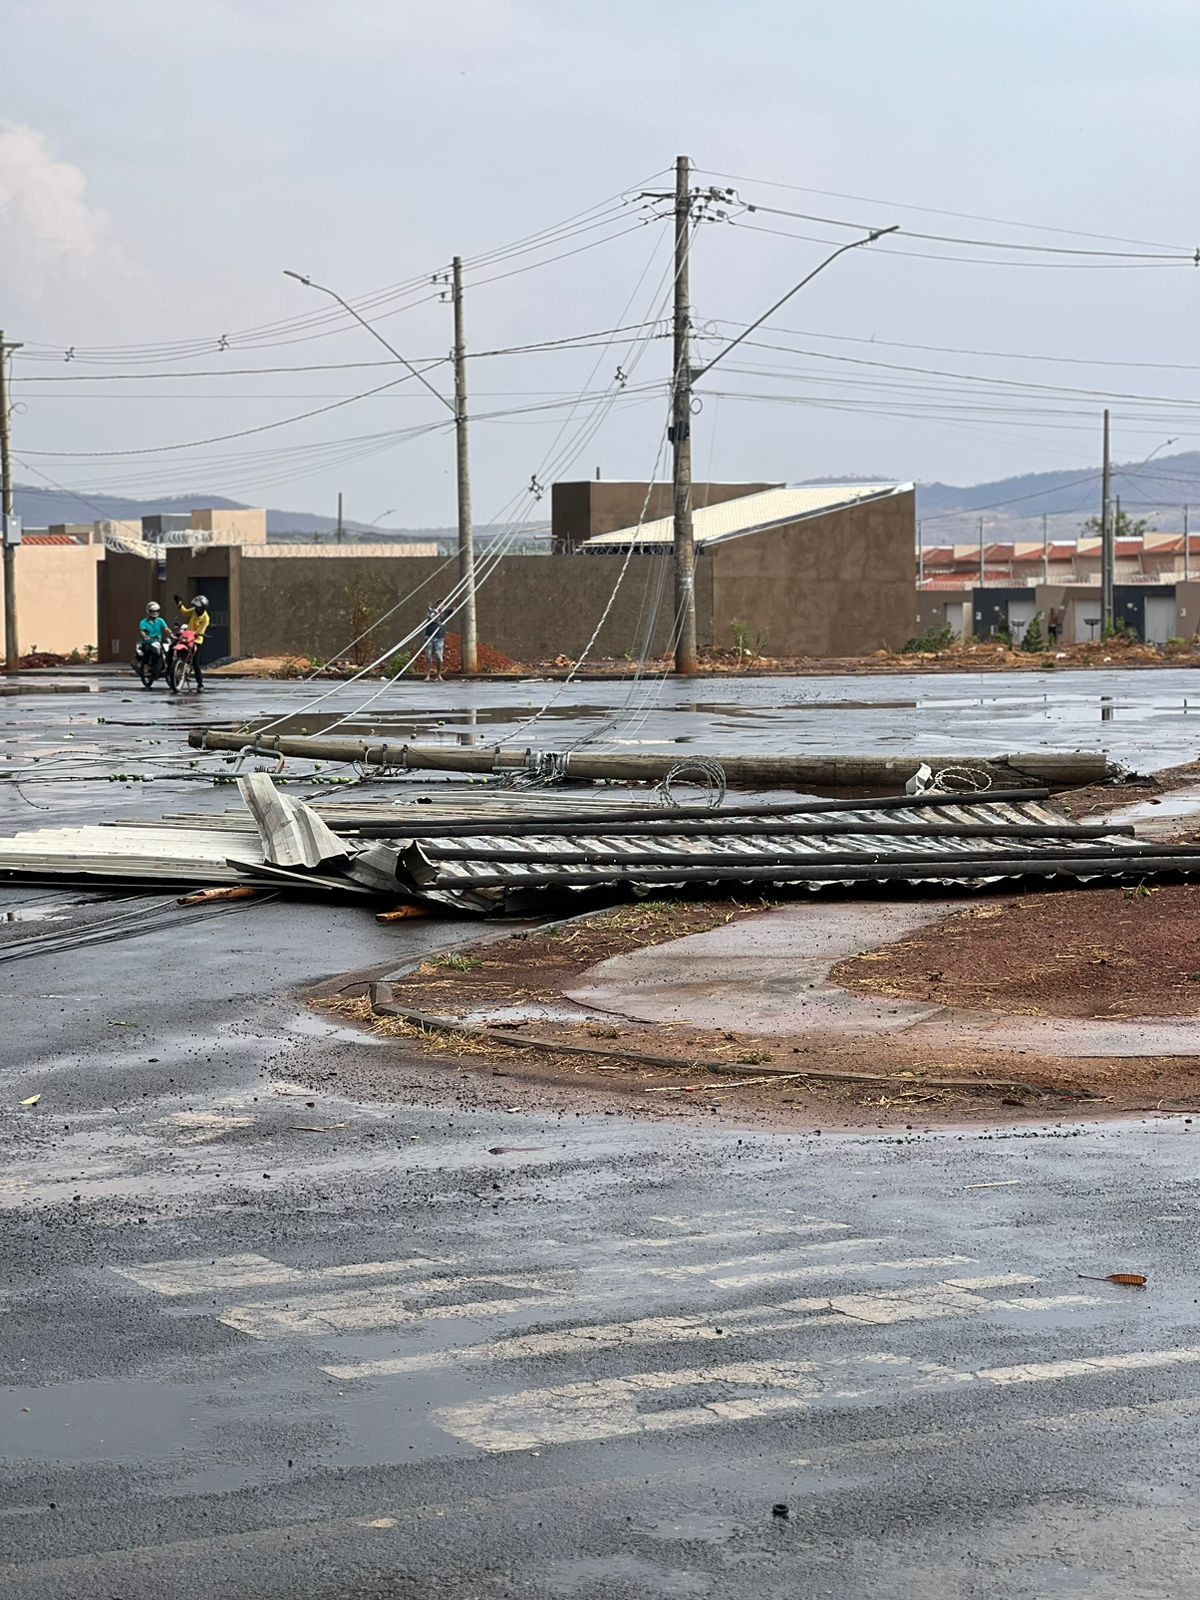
[4,0,1198,528]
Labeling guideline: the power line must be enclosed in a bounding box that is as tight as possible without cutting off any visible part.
[695,166,1193,253]
[734,200,1195,260]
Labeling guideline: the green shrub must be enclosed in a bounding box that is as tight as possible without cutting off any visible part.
[901,624,955,654]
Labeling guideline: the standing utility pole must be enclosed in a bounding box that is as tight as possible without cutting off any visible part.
[978,516,985,586]
[1184,504,1190,584]
[671,156,696,676]
[1042,512,1049,586]
[452,256,477,675]
[0,332,21,671]
[335,491,344,544]
[1100,408,1113,637]
[917,521,924,587]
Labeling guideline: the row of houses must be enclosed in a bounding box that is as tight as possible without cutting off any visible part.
[917,529,1200,646]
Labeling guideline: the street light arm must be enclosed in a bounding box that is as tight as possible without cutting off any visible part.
[691,225,899,382]
[282,270,455,415]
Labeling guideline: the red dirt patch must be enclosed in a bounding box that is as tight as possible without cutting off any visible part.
[834,883,1200,1020]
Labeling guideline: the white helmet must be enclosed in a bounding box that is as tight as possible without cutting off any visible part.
[191,595,209,611]
[146,601,161,615]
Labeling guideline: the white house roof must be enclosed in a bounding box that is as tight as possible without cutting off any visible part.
[581,483,912,549]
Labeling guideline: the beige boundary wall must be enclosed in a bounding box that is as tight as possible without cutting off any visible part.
[0,544,104,655]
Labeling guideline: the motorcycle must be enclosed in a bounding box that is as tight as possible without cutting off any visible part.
[168,626,199,692]
[133,634,172,690]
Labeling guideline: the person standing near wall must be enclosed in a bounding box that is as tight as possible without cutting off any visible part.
[422,602,446,682]
[1047,606,1060,647]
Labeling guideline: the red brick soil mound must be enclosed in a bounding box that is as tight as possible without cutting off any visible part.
[834,883,1200,1020]
[421,633,516,674]
[0,652,71,671]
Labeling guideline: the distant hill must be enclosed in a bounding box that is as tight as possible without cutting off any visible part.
[914,451,1200,543]
[20,452,1197,550]
[11,483,447,542]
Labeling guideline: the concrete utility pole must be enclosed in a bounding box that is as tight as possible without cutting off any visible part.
[671,156,697,676]
[978,516,985,587]
[917,520,924,586]
[1042,512,1049,586]
[335,491,344,545]
[1184,504,1190,584]
[1100,408,1113,637]
[0,331,22,671]
[452,255,477,675]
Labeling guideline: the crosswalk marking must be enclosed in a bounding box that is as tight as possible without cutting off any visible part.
[219,1272,559,1339]
[643,1236,891,1283]
[321,1277,1100,1381]
[433,1345,1200,1453]
[112,1253,305,1296]
[713,1254,975,1290]
[621,1221,852,1250]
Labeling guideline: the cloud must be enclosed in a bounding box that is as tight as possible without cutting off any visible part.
[0,121,109,264]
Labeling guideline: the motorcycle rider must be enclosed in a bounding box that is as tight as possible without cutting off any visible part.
[135,601,171,678]
[173,593,211,689]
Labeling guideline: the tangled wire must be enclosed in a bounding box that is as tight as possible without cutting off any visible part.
[653,757,728,810]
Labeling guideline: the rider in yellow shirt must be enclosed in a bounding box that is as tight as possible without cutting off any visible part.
[173,593,211,690]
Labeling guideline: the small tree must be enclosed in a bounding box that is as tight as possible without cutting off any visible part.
[1022,612,1044,653]
[1080,508,1150,539]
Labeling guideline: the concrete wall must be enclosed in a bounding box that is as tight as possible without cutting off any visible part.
[551,480,777,551]
[235,550,714,663]
[0,544,104,655]
[1176,582,1200,639]
[190,507,267,544]
[99,546,239,661]
[915,589,972,638]
[240,542,439,560]
[708,490,917,657]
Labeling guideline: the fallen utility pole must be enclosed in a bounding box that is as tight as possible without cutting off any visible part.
[0,331,23,671]
[452,255,477,675]
[188,728,1112,788]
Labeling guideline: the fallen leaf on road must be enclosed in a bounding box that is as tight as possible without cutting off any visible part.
[294,1123,348,1133]
[487,1145,544,1155]
[1078,1272,1148,1287]
[19,1094,41,1107]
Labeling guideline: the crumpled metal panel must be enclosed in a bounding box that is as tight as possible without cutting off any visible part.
[237,774,350,869]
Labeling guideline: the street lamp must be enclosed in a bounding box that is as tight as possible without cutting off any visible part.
[369,509,396,527]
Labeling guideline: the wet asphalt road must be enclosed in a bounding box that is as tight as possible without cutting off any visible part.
[4,675,1200,1597]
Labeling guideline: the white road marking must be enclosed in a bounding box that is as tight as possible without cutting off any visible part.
[111,1253,462,1299]
[715,1254,975,1290]
[434,1345,1200,1453]
[645,1236,891,1283]
[220,1273,559,1338]
[622,1222,851,1250]
[979,1347,1200,1386]
[322,1278,1100,1381]
[113,1253,304,1296]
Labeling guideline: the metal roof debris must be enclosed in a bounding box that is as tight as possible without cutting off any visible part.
[1,780,1196,911]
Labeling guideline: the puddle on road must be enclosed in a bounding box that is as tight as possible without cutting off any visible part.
[1,1378,205,1466]
[0,905,69,924]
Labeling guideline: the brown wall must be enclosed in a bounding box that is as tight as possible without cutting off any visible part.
[709,490,917,656]
[99,546,237,660]
[551,480,777,551]
[236,551,715,663]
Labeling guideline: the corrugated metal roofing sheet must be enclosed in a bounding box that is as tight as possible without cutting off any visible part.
[386,798,1200,902]
[582,484,910,549]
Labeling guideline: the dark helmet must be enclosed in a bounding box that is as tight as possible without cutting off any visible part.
[191,595,209,611]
